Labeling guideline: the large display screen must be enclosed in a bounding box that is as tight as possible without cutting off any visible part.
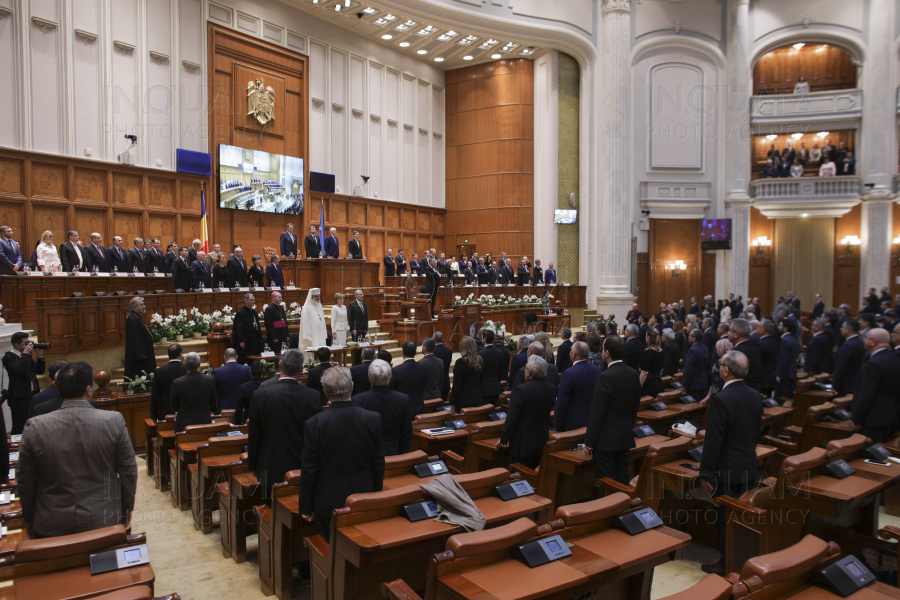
[218,144,304,215]
[701,219,732,250]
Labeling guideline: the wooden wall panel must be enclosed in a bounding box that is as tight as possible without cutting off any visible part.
[647,219,702,313]
[445,59,534,259]
[113,173,143,206]
[0,157,24,196]
[31,204,67,245]
[701,254,716,301]
[75,169,107,202]
[75,209,108,241]
[833,205,860,309]
[753,43,857,95]
[31,162,68,199]
[892,203,900,302]
[748,206,776,317]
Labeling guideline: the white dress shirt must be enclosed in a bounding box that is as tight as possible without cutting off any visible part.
[37,243,61,271]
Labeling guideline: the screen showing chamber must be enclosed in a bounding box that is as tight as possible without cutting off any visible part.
[219,144,304,215]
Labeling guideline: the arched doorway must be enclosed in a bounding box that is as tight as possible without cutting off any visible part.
[753,43,857,95]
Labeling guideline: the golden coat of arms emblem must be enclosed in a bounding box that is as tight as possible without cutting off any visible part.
[247,78,275,125]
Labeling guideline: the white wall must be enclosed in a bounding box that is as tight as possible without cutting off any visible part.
[0,0,444,207]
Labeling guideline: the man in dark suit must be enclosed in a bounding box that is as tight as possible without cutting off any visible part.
[83,233,109,273]
[228,247,249,287]
[163,242,178,274]
[0,225,24,275]
[702,318,718,357]
[728,319,762,393]
[661,329,681,376]
[353,359,412,456]
[698,351,763,576]
[304,225,322,258]
[499,355,557,469]
[532,260,543,285]
[508,337,529,384]
[423,258,440,318]
[623,324,642,371]
[231,293,263,364]
[554,341,602,432]
[150,344,186,422]
[31,360,67,412]
[235,359,266,425]
[171,246,192,291]
[803,319,829,376]
[682,329,710,400]
[383,249,396,277]
[348,289,369,347]
[301,367,385,540]
[190,251,212,289]
[516,259,530,285]
[390,342,427,420]
[409,253,421,276]
[511,342,559,390]
[478,330,505,404]
[851,329,900,442]
[755,320,779,397]
[557,328,574,374]
[280,223,298,257]
[212,348,252,412]
[306,347,336,406]
[486,261,499,285]
[171,352,217,431]
[833,318,866,397]
[324,227,340,259]
[58,230,86,272]
[499,262,515,284]
[3,331,45,434]
[125,237,145,273]
[249,350,322,491]
[187,239,201,263]
[433,332,453,400]
[350,346,376,396]
[395,250,407,275]
[124,297,156,380]
[544,262,556,285]
[265,254,285,287]
[349,231,363,260]
[584,335,641,488]
[812,293,825,319]
[776,318,801,399]
[420,338,444,400]
[144,238,165,273]
[105,236,127,273]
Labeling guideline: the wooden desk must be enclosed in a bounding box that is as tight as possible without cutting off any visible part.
[635,403,708,435]
[275,258,380,298]
[154,427,177,492]
[94,393,151,452]
[194,445,246,534]
[410,428,472,457]
[222,467,262,563]
[272,494,317,600]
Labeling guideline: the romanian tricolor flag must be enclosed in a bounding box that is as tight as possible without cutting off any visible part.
[200,186,210,253]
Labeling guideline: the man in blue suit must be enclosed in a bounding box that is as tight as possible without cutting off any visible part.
[0,226,24,275]
[212,348,252,412]
[478,330,505,403]
[852,328,900,442]
[106,236,128,273]
[266,254,285,287]
[191,251,212,289]
[775,318,801,398]
[323,227,340,258]
[812,293,825,319]
[83,233,109,273]
[279,223,298,257]
[803,319,830,376]
[833,318,866,396]
[544,262,557,284]
[556,327,574,374]
[389,341,427,420]
[510,342,559,390]
[755,320,779,397]
[682,329,709,400]
[554,341,601,432]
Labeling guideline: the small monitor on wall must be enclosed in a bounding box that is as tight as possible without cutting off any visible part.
[554,209,577,224]
[701,219,732,250]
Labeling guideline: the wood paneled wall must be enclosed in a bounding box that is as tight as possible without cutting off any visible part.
[445,59,534,258]
[892,203,900,302]
[0,148,206,256]
[753,44,857,95]
[749,207,775,317]
[647,219,703,312]
[833,205,861,309]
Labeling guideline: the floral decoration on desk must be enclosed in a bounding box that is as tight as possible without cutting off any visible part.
[452,293,547,308]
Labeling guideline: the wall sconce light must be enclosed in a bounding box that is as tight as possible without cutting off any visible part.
[669,260,686,277]
[765,134,778,141]
[841,235,861,254]
[752,236,772,254]
[893,235,900,245]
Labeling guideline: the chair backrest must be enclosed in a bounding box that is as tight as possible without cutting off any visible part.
[802,402,835,428]
[383,450,431,477]
[458,404,498,422]
[413,411,458,430]
[15,525,128,563]
[824,433,870,462]
[657,389,684,404]
[633,436,695,500]
[263,247,276,262]
[779,447,827,489]
[554,492,638,537]
[734,535,839,598]
[456,468,515,498]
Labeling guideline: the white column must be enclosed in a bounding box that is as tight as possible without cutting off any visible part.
[723,0,751,299]
[533,51,559,267]
[595,0,635,318]
[859,0,896,294]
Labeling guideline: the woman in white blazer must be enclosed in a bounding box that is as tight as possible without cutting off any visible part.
[330,292,349,346]
[36,230,61,272]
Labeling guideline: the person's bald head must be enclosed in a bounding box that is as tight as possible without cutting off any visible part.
[865,327,890,351]
[571,341,590,361]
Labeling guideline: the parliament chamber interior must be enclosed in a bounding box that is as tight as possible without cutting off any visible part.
[5,0,900,599]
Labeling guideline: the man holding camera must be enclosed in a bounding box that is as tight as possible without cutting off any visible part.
[3,332,46,434]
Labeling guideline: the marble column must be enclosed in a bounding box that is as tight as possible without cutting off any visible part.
[723,0,751,299]
[595,0,635,318]
[859,0,896,293]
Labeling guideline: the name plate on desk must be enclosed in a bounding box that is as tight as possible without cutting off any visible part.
[51,272,68,276]
[76,271,91,276]
[824,459,856,479]
[813,555,876,598]
[494,480,534,501]
[284,285,296,290]
[403,500,440,522]
[96,272,110,277]
[252,287,266,291]
[0,491,12,505]
[132,273,145,277]
[237,287,250,292]
[270,286,281,291]
[9,435,21,444]
[413,460,448,477]
[200,288,213,293]
[515,534,572,568]
[90,544,150,575]
[633,425,656,438]
[488,412,507,421]
[8,452,18,462]
[260,351,276,358]
[215,288,230,292]
[151,273,166,277]
[28,271,44,276]
[613,507,663,535]
[8,469,14,481]
[443,419,466,430]
[507,283,515,287]
[649,402,668,411]
[563,283,570,286]
[112,272,128,276]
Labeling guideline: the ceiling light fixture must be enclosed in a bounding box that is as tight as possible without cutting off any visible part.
[417,49,427,54]
[437,30,458,41]
[362,6,376,13]
[418,25,437,36]
[463,55,473,60]
[434,57,444,62]
[791,133,803,139]
[374,14,396,25]
[817,131,829,138]
[382,34,392,39]
[395,19,416,31]
[491,53,501,59]
[459,34,478,45]
[765,134,777,141]
[399,42,410,47]
[345,0,351,6]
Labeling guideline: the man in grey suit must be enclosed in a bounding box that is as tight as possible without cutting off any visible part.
[18,361,137,539]
[419,338,444,400]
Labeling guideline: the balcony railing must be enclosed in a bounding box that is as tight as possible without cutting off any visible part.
[749,176,860,218]
[750,89,862,125]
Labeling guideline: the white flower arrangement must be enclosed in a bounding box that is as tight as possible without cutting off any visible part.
[287,302,302,319]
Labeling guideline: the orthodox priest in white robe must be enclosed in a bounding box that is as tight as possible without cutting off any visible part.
[298,287,327,350]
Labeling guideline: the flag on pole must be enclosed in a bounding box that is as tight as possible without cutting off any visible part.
[200,186,210,254]
[318,203,325,256]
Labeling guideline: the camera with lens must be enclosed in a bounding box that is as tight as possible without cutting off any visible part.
[27,342,51,350]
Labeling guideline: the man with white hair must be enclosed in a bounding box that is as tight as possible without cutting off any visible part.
[324,227,340,259]
[352,359,412,455]
[299,288,327,349]
[851,328,900,442]
[124,296,156,379]
[499,355,557,469]
[188,239,202,263]
[191,250,212,289]
[301,367,384,540]
[623,324,642,371]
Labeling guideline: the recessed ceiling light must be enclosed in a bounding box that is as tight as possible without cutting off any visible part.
[801,213,809,217]
[434,57,444,62]
[395,19,416,31]
[459,35,478,45]
[399,42,410,47]
[793,42,805,50]
[418,25,437,36]
[463,55,473,60]
[334,4,340,10]
[362,6,376,13]
[437,30,458,42]
[491,53,501,59]
[374,14,396,25]
[382,34,392,40]
[417,49,427,54]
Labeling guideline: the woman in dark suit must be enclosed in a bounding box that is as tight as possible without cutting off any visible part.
[640,327,665,398]
[248,254,266,287]
[211,253,233,288]
[450,337,485,413]
[265,253,285,287]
